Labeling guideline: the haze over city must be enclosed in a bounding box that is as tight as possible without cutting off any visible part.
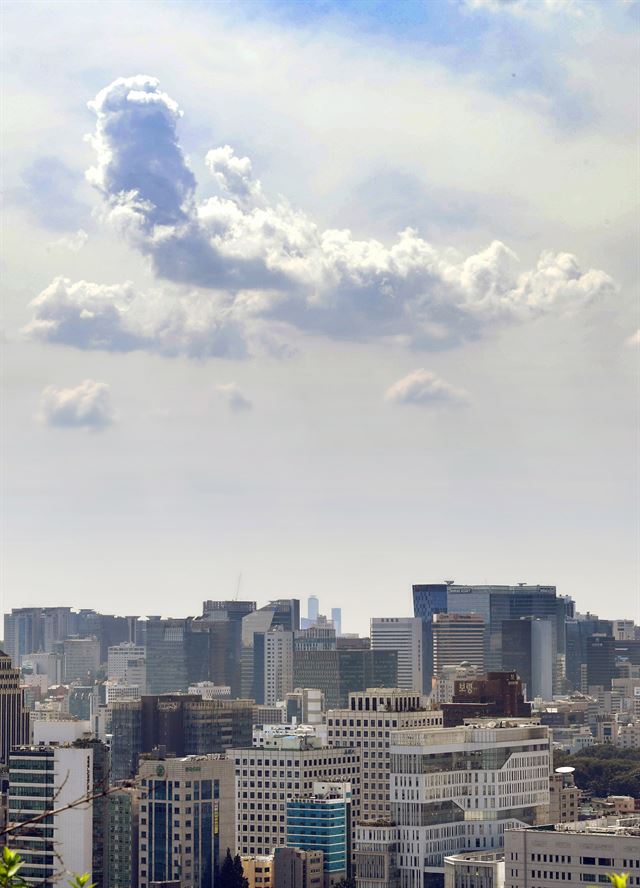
[2,0,638,635]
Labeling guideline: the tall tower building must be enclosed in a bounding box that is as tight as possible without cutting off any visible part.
[137,753,236,888]
[308,596,320,624]
[370,618,424,693]
[331,609,342,637]
[502,617,553,700]
[432,613,485,677]
[263,627,294,705]
[0,649,29,765]
[286,782,352,885]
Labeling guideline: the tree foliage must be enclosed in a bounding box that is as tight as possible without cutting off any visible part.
[218,849,249,888]
[554,745,640,798]
[0,848,95,888]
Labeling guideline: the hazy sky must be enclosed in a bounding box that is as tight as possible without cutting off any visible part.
[2,0,638,636]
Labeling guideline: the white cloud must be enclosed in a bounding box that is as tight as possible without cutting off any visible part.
[385,369,470,407]
[25,276,248,360]
[47,228,88,253]
[462,0,589,18]
[215,382,252,412]
[25,75,617,361]
[39,379,115,429]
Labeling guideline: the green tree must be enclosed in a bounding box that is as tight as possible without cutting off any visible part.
[0,848,95,888]
[233,854,249,888]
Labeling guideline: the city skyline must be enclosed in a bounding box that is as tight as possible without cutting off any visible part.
[3,0,638,639]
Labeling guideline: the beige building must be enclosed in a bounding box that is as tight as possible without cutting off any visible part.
[548,769,580,824]
[327,688,442,821]
[137,754,236,888]
[617,720,640,748]
[444,852,505,888]
[242,855,275,888]
[504,816,640,888]
[230,734,361,856]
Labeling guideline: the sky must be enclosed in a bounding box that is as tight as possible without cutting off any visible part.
[2,0,638,636]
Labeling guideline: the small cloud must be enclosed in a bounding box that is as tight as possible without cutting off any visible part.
[625,329,640,347]
[38,379,115,429]
[47,229,88,253]
[384,369,470,407]
[215,383,252,412]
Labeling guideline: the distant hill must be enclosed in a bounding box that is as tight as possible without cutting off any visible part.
[554,745,640,798]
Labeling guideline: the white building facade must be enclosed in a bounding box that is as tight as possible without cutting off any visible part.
[390,722,551,888]
[370,618,424,693]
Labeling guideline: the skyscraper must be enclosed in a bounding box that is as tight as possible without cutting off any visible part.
[370,617,424,693]
[502,617,553,699]
[308,596,320,624]
[0,649,29,766]
[330,609,342,637]
[431,613,485,677]
[286,782,352,885]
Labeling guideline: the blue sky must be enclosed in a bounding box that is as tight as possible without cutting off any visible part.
[2,0,638,631]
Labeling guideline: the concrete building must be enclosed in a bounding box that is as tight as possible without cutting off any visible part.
[0,649,29,765]
[188,682,232,699]
[107,641,146,679]
[370,618,424,693]
[548,767,580,824]
[264,628,295,706]
[501,618,553,700]
[432,614,485,679]
[230,734,361,857]
[110,694,254,782]
[441,672,531,728]
[327,689,442,821]
[354,823,400,888]
[612,619,636,641]
[137,753,236,888]
[287,782,352,887]
[9,739,110,887]
[444,852,505,888]
[293,648,398,709]
[63,636,101,683]
[273,847,324,888]
[504,816,640,888]
[241,855,275,888]
[391,721,551,886]
[286,689,325,725]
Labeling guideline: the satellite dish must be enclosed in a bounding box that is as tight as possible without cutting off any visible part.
[555,766,575,774]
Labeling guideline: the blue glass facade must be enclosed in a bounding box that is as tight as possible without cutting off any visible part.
[286,794,350,878]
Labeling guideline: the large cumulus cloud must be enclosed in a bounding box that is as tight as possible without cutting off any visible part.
[26,75,616,360]
[38,379,115,429]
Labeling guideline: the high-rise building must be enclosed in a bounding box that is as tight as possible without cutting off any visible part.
[8,738,110,887]
[110,694,254,781]
[63,637,101,683]
[504,816,640,888]
[137,753,236,888]
[370,618,424,693]
[327,689,442,822]
[565,613,612,691]
[432,613,485,678]
[4,607,73,666]
[285,689,325,725]
[501,618,553,700]
[108,787,139,888]
[586,635,640,690]
[145,618,211,694]
[0,649,29,766]
[201,600,256,697]
[331,609,342,638]
[445,584,567,690]
[293,648,397,708]
[263,628,294,705]
[308,597,320,624]
[287,782,352,887]
[107,642,147,688]
[230,734,361,857]
[390,721,551,885]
